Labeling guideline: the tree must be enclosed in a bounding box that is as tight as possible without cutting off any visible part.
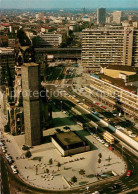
[38,158,41,162]
[98,153,102,159]
[45,168,49,173]
[79,169,85,176]
[98,158,101,168]
[57,162,61,171]
[49,158,53,165]
[4,124,10,133]
[71,176,77,183]
[25,151,32,158]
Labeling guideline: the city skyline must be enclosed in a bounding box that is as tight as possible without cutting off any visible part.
[1,0,138,9]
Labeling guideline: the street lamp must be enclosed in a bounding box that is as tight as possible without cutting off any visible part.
[60,100,62,112]
[122,145,124,157]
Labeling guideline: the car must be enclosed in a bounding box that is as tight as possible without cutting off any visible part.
[2,149,7,153]
[93,134,97,138]
[126,170,132,176]
[101,140,105,144]
[11,165,18,174]
[1,146,6,150]
[98,139,102,142]
[0,142,4,146]
[109,146,114,151]
[104,143,109,147]
[129,134,137,138]
[112,184,120,190]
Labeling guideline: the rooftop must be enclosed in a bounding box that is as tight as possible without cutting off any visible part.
[101,64,138,73]
[99,74,137,93]
[23,63,39,67]
[56,131,83,146]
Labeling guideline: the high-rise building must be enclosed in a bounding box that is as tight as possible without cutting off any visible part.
[0,47,15,85]
[97,8,106,24]
[112,11,122,24]
[21,63,43,146]
[82,26,138,71]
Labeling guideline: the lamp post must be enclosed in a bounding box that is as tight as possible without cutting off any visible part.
[122,145,124,157]
[60,100,62,112]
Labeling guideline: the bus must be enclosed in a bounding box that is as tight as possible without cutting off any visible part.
[103,131,114,144]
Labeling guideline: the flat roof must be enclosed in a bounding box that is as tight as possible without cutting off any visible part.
[56,131,83,146]
[23,63,39,67]
[101,64,138,72]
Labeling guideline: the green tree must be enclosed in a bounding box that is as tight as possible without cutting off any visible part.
[45,168,49,173]
[79,169,85,176]
[4,124,10,132]
[98,158,101,168]
[71,176,77,183]
[49,158,53,165]
[25,151,32,158]
[98,153,102,159]
[57,162,61,171]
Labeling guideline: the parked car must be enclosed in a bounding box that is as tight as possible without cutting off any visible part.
[104,143,109,147]
[129,133,136,138]
[109,147,114,151]
[126,170,132,177]
[112,184,120,190]
[11,165,18,174]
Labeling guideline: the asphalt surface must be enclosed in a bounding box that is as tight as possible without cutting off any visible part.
[1,64,138,194]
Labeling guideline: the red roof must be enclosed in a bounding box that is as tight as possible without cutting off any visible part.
[1,23,10,26]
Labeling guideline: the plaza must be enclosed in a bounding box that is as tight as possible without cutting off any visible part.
[2,109,126,190]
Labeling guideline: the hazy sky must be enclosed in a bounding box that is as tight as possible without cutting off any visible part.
[1,0,138,9]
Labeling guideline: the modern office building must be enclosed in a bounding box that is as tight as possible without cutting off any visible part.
[82,26,138,72]
[97,8,106,24]
[112,11,122,24]
[85,70,138,122]
[21,63,43,146]
[37,33,62,48]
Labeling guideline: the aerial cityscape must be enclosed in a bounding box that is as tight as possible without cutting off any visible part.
[0,0,138,194]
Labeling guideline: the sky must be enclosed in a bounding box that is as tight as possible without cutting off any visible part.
[0,0,138,9]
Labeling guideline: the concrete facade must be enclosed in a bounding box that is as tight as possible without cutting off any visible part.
[97,8,106,24]
[82,27,138,69]
[21,63,43,146]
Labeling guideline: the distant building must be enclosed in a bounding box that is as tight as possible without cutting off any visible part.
[112,11,122,24]
[97,8,106,24]
[133,21,138,28]
[22,63,43,146]
[38,34,62,47]
[0,47,15,85]
[106,16,113,24]
[82,26,138,71]
[8,39,16,48]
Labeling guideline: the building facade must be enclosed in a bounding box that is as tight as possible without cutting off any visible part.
[97,8,106,24]
[0,47,15,85]
[112,11,122,24]
[85,74,138,122]
[38,34,62,48]
[21,63,43,146]
[82,26,138,71]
